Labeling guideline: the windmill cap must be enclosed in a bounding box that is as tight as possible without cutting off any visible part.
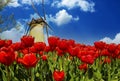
[29,18,45,27]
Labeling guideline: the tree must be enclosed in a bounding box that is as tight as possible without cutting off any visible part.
[0,0,11,10]
[0,0,17,33]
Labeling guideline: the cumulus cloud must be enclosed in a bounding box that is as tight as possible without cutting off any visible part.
[0,22,25,42]
[28,10,79,26]
[73,16,80,21]
[21,0,49,5]
[52,0,95,12]
[21,0,39,5]
[0,21,51,44]
[48,9,79,26]
[100,33,120,44]
[8,0,21,7]
[5,0,49,7]
[0,0,20,8]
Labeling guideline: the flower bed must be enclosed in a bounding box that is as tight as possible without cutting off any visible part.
[0,35,120,81]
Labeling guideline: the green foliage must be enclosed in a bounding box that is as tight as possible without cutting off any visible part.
[0,0,11,11]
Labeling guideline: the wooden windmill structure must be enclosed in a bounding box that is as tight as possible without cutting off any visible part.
[26,0,51,42]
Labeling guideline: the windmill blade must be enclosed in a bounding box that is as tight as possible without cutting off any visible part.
[44,21,53,31]
[45,24,49,38]
[30,0,53,38]
[25,25,30,35]
[0,15,3,24]
[31,0,42,19]
[8,13,17,27]
[42,0,50,38]
[42,0,46,20]
[25,18,35,35]
[25,23,29,35]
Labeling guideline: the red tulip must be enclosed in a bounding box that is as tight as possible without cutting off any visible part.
[101,49,110,56]
[41,55,47,61]
[57,39,68,51]
[17,53,38,69]
[80,55,95,64]
[114,49,119,56]
[48,36,60,50]
[79,63,88,71]
[10,42,22,51]
[21,48,29,55]
[39,51,44,56]
[67,39,75,47]
[29,46,37,53]
[53,70,65,81]
[4,40,12,47]
[0,48,15,66]
[107,43,117,53]
[94,41,106,49]
[21,35,34,47]
[68,46,80,57]
[0,39,5,48]
[44,46,50,52]
[34,42,46,51]
[103,57,111,64]
[56,47,64,56]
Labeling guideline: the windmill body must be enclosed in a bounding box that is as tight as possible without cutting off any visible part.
[29,18,45,42]
[27,0,51,43]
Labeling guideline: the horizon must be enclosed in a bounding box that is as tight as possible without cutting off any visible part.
[0,0,120,45]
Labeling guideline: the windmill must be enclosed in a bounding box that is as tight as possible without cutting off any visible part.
[26,0,51,42]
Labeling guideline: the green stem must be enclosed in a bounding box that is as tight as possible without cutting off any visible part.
[107,63,111,81]
[6,66,10,81]
[84,71,88,81]
[30,68,34,81]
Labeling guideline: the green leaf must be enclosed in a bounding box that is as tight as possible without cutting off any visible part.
[88,68,93,79]
[0,68,7,81]
[93,70,102,80]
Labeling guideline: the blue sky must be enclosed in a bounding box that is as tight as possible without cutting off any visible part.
[0,0,120,45]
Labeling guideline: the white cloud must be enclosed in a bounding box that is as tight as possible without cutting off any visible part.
[48,9,79,26]
[0,20,51,44]
[73,16,79,21]
[0,22,25,42]
[4,0,49,7]
[52,0,78,9]
[21,0,49,5]
[21,0,37,5]
[52,0,95,12]
[100,33,120,44]
[78,0,95,12]
[8,0,21,7]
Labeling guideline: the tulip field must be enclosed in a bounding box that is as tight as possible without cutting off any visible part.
[0,35,120,81]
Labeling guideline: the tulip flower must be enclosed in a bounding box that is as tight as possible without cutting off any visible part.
[0,48,15,66]
[41,55,47,61]
[79,63,88,71]
[17,53,38,69]
[94,41,106,50]
[34,42,46,52]
[53,70,65,81]
[57,39,68,51]
[0,39,5,48]
[48,36,60,50]
[10,42,22,51]
[21,35,34,47]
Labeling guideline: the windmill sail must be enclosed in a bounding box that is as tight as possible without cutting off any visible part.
[26,0,52,42]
